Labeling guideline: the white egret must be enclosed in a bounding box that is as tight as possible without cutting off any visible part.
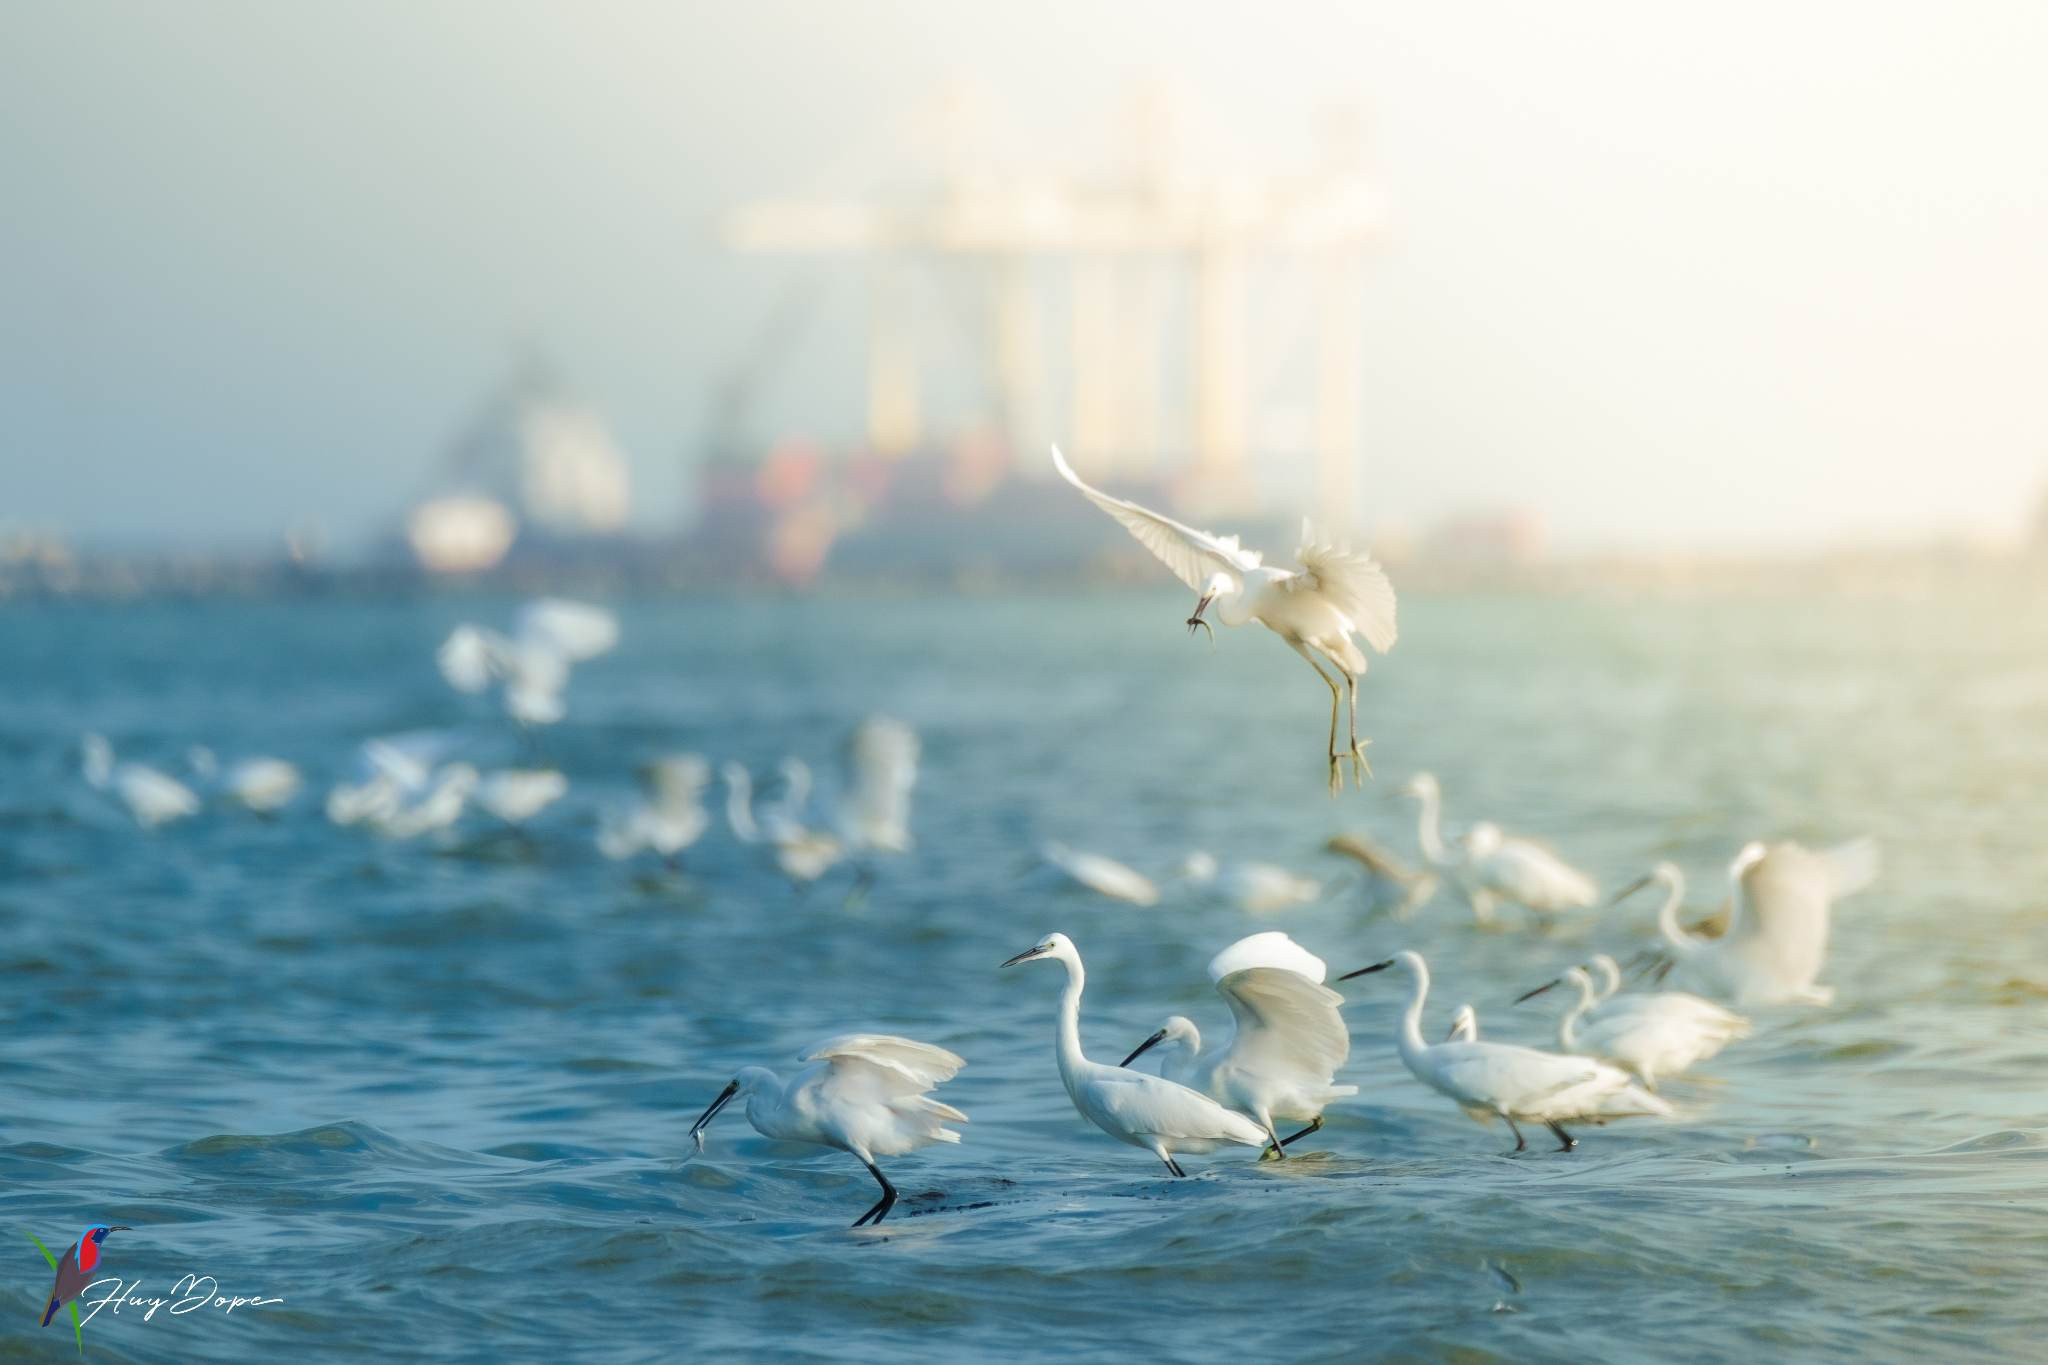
[371,762,478,839]
[1120,931,1356,1156]
[437,598,618,726]
[80,734,200,828]
[1340,950,1673,1152]
[1399,774,1597,922]
[724,760,846,887]
[687,1034,966,1228]
[1520,965,1749,1088]
[840,716,919,857]
[1446,1004,1480,1042]
[1616,840,1876,1006]
[187,747,302,814]
[1040,843,1160,907]
[1052,445,1397,795]
[1175,852,1323,912]
[598,753,711,864]
[1001,933,1268,1175]
[1324,833,1440,917]
[325,732,463,828]
[474,768,568,827]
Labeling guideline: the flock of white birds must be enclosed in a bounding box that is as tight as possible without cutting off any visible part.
[73,448,1881,1229]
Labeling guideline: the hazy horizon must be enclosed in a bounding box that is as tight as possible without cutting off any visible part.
[4,1,2046,555]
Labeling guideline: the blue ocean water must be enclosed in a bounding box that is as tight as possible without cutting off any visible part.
[2,588,2046,1361]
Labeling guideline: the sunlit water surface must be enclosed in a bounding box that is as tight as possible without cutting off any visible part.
[2,589,2045,1361]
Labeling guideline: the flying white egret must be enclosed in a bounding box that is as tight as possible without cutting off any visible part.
[80,734,200,828]
[687,1034,967,1228]
[1323,833,1440,918]
[437,598,619,726]
[474,768,568,826]
[1040,843,1161,907]
[1002,933,1268,1176]
[1340,950,1673,1152]
[1519,965,1749,1088]
[1616,840,1877,1006]
[371,762,478,839]
[1174,852,1323,912]
[1120,931,1356,1156]
[325,732,464,828]
[840,716,919,857]
[1052,445,1397,795]
[187,747,302,814]
[598,753,712,864]
[1399,774,1597,922]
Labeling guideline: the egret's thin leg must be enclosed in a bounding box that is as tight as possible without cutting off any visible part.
[851,1160,898,1227]
[1287,640,1345,795]
[1278,1115,1324,1149]
[1546,1121,1577,1152]
[1503,1116,1527,1153]
[1344,670,1371,782]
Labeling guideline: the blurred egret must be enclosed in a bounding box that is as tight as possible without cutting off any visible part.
[1519,965,1749,1087]
[1399,774,1596,922]
[1052,445,1397,795]
[598,753,711,864]
[1040,842,1160,907]
[1616,840,1877,1006]
[187,747,302,814]
[81,734,199,828]
[839,716,919,857]
[1120,931,1356,1156]
[1340,950,1673,1151]
[1324,832,1439,917]
[438,598,618,726]
[1001,933,1267,1175]
[724,760,846,887]
[1446,1004,1480,1042]
[688,1034,967,1228]
[475,768,568,826]
[1175,852,1323,912]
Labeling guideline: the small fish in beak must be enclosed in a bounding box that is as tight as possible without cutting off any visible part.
[1186,592,1215,643]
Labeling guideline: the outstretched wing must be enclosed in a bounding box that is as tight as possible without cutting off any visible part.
[803,1033,964,1092]
[1295,520,1397,653]
[1052,445,1262,591]
[1214,967,1350,1088]
[1206,931,1328,984]
[515,598,620,662]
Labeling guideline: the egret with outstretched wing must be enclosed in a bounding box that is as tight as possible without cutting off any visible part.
[1052,446,1397,794]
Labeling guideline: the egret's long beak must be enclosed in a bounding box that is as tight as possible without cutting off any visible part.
[1120,1028,1169,1069]
[688,1079,739,1149]
[1000,945,1051,968]
[1186,593,1215,641]
[1513,979,1560,1005]
[1607,874,1654,908]
[1442,1019,1464,1042]
[1338,958,1395,981]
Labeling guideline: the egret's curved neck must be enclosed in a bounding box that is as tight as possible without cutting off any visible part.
[1214,582,1254,627]
[1656,872,1702,954]
[1559,975,1595,1050]
[1590,957,1623,1002]
[1414,787,1449,867]
[1054,952,1089,1087]
[725,771,758,843]
[1395,959,1431,1072]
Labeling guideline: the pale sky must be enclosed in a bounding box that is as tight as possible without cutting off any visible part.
[3,1,2045,551]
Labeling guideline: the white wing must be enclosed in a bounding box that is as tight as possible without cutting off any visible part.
[1213,967,1350,1091]
[1086,1067,1268,1147]
[1295,520,1398,654]
[1052,445,1262,592]
[1206,931,1328,984]
[803,1033,965,1091]
[800,1034,968,1148]
[515,598,620,662]
[1478,838,1598,911]
[436,625,500,693]
[1042,842,1160,906]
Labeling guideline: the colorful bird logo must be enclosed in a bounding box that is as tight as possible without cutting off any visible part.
[28,1224,129,1352]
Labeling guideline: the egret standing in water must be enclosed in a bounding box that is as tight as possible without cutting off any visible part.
[81,734,199,829]
[1517,965,1749,1087]
[1340,950,1672,1152]
[1120,931,1356,1156]
[1616,840,1876,1006]
[1052,446,1397,794]
[1002,933,1268,1175]
[687,1034,967,1228]
[1399,774,1596,923]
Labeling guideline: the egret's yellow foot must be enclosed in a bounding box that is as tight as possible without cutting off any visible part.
[1351,740,1373,784]
[1327,754,1345,797]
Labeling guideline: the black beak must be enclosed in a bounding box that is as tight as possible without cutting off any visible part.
[1186,593,1214,638]
[688,1080,739,1145]
[1338,958,1395,981]
[1443,1020,1463,1041]
[1000,946,1049,968]
[1120,1028,1169,1069]
[1607,874,1654,908]
[1513,979,1560,1005]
